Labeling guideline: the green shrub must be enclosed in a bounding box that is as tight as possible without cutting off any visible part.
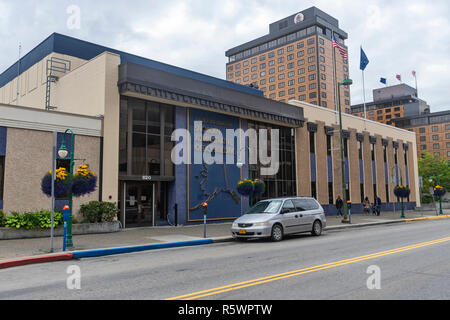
[79,201,119,223]
[3,210,63,230]
[0,210,5,227]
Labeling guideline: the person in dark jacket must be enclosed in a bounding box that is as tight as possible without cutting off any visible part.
[336,196,344,217]
[375,196,382,216]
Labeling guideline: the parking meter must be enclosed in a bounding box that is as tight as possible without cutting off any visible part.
[62,205,70,251]
[346,201,352,224]
[202,202,208,238]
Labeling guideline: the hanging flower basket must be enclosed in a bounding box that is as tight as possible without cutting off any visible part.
[41,168,72,198]
[253,179,266,197]
[237,179,254,197]
[394,185,410,199]
[72,164,97,197]
[434,186,447,197]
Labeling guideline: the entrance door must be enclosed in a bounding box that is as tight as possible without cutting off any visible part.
[124,183,154,228]
[120,181,169,228]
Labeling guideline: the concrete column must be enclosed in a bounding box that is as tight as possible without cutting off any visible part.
[375,134,386,202]
[331,124,343,200]
[398,140,406,187]
[295,124,311,197]
[386,138,396,203]
[407,141,417,203]
[348,128,360,203]
[316,121,328,204]
[362,131,374,201]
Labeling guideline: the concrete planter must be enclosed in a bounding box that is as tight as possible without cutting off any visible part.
[0,221,121,240]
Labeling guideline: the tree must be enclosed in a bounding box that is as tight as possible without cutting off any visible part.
[418,152,450,193]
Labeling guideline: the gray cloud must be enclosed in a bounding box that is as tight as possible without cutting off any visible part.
[0,0,448,111]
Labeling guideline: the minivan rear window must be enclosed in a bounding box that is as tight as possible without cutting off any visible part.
[293,199,319,211]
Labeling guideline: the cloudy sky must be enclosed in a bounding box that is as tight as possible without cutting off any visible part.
[0,0,449,111]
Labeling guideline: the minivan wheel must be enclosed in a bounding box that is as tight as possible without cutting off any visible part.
[311,220,322,236]
[271,224,283,242]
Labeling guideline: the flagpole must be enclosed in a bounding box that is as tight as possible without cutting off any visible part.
[362,68,367,129]
[332,33,339,124]
[360,46,367,129]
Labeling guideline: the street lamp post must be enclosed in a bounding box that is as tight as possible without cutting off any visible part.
[337,78,353,223]
[58,129,75,249]
[429,175,443,215]
[391,165,397,216]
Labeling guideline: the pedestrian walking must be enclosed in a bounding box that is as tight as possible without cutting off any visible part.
[375,196,382,216]
[336,196,344,217]
[363,197,371,215]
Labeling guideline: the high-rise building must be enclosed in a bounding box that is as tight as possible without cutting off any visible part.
[225,7,351,111]
[351,84,430,125]
[393,110,450,162]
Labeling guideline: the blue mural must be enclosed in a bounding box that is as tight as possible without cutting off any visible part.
[188,108,242,221]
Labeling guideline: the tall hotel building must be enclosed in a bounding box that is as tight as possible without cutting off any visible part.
[225,7,351,111]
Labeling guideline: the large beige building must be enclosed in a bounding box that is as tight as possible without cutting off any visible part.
[225,7,351,112]
[0,33,420,227]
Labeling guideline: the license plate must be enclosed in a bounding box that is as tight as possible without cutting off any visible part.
[238,229,247,235]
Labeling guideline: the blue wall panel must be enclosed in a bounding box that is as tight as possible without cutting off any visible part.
[187,108,242,222]
[0,127,6,156]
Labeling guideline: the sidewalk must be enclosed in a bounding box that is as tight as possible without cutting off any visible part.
[1,209,449,262]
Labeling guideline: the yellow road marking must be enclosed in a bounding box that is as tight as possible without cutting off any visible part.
[165,236,450,300]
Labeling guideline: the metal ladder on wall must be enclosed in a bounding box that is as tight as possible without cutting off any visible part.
[45,57,71,110]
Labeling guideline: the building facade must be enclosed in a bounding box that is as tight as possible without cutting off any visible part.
[0,33,420,227]
[351,84,429,125]
[393,110,450,161]
[0,103,102,214]
[291,100,419,213]
[225,7,351,111]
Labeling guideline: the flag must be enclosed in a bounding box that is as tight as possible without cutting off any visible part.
[360,47,369,71]
[412,70,416,77]
[380,77,387,85]
[396,74,401,82]
[333,34,348,60]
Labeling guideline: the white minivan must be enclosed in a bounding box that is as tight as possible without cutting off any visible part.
[231,197,326,241]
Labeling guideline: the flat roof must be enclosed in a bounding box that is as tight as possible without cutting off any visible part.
[0,33,264,98]
[226,6,348,57]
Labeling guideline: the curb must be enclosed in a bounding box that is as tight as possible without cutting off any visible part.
[0,253,73,270]
[71,239,214,259]
[405,215,450,223]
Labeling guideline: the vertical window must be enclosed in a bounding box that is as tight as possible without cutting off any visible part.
[358,141,363,160]
[328,182,334,205]
[344,138,348,158]
[0,156,4,202]
[327,135,332,156]
[310,131,315,154]
[311,182,317,199]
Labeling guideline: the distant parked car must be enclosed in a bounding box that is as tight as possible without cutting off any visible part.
[231,197,326,242]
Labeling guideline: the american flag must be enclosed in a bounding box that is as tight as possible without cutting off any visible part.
[333,35,347,60]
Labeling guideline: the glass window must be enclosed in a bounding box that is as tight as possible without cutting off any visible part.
[0,156,5,201]
[310,131,315,154]
[282,200,295,212]
[248,200,283,214]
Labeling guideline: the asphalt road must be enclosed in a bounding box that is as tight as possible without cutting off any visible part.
[1,219,450,300]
